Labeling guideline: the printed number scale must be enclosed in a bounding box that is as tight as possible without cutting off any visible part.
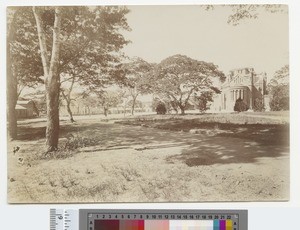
[50,209,248,230]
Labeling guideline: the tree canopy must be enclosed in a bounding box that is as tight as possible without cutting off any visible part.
[203,4,288,26]
[7,6,131,151]
[8,7,44,103]
[119,57,154,114]
[9,6,131,96]
[268,65,289,111]
[148,54,225,114]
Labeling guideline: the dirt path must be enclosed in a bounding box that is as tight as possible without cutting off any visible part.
[8,120,289,203]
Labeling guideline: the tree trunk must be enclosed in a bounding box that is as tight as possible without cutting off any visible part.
[6,21,18,140]
[33,6,62,152]
[61,91,75,122]
[131,94,139,115]
[7,67,18,140]
[171,103,178,114]
[66,101,74,122]
[7,11,18,140]
[179,105,185,115]
[103,107,108,117]
[7,40,18,140]
[131,98,136,115]
[46,82,60,151]
[123,104,126,117]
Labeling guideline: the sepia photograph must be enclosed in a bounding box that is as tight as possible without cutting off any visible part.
[7,5,289,203]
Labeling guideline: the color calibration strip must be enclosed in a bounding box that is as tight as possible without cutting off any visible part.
[77,209,247,230]
[93,219,233,230]
[87,213,238,230]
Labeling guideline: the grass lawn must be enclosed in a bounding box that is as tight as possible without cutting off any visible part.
[7,112,289,203]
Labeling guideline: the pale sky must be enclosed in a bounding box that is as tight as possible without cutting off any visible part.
[121,5,289,80]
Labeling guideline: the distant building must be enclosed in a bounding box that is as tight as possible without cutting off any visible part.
[210,68,268,112]
[15,100,39,119]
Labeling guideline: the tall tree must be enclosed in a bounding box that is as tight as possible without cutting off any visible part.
[148,55,225,115]
[268,65,289,111]
[58,6,130,121]
[98,91,121,117]
[7,7,43,139]
[193,91,214,113]
[60,73,77,122]
[29,6,130,152]
[118,89,131,116]
[7,9,18,140]
[121,58,153,115]
[33,6,62,152]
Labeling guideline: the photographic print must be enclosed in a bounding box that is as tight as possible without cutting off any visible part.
[7,5,289,203]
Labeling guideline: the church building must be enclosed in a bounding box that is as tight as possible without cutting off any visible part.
[210,68,268,112]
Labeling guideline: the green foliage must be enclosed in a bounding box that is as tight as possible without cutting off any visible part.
[147,54,224,114]
[9,7,44,92]
[269,85,289,111]
[268,65,289,111]
[151,97,161,111]
[204,5,288,26]
[121,57,154,89]
[62,133,99,151]
[253,98,265,112]
[128,99,143,108]
[92,91,122,116]
[100,91,121,107]
[119,57,154,114]
[152,97,176,113]
[9,6,131,144]
[195,91,214,113]
[273,65,289,84]
[60,6,131,89]
[9,6,131,95]
[234,98,248,112]
[71,90,122,117]
[156,102,167,115]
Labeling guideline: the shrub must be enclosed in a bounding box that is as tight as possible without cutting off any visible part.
[253,98,265,112]
[196,91,213,113]
[234,98,248,112]
[269,84,289,111]
[156,102,167,115]
[62,133,99,151]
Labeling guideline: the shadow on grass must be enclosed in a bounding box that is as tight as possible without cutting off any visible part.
[166,136,289,166]
[118,120,289,166]
[119,119,289,146]
[15,119,289,167]
[16,121,110,141]
[17,126,46,141]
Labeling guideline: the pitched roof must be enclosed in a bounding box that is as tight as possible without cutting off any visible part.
[15,104,27,110]
[17,100,32,105]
